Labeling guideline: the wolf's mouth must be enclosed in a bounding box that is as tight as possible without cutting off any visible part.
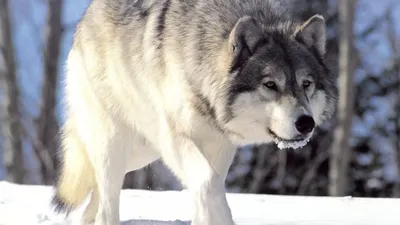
[267,128,311,149]
[267,128,305,142]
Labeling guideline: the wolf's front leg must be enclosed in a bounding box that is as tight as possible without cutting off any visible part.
[161,135,236,225]
[189,173,234,225]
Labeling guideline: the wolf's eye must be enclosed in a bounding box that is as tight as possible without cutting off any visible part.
[263,81,277,90]
[302,80,312,89]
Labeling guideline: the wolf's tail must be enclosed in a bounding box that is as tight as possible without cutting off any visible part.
[51,121,96,215]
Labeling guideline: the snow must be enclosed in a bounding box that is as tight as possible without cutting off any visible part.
[1,182,400,225]
[276,138,310,150]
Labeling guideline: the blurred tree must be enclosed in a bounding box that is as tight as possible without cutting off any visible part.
[33,0,63,184]
[0,0,25,183]
[385,8,400,197]
[329,0,357,196]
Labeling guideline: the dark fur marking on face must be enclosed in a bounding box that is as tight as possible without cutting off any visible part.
[273,37,299,96]
[155,0,171,48]
[227,62,261,107]
[274,37,294,73]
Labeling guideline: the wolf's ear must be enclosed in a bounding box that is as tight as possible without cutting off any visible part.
[295,14,326,56]
[228,16,265,71]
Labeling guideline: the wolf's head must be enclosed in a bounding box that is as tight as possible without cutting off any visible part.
[219,15,338,149]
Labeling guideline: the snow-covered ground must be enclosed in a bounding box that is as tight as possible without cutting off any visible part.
[1,181,399,225]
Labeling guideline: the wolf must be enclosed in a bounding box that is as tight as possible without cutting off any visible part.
[51,0,337,224]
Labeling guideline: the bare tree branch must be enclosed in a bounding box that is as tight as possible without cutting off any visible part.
[247,145,277,193]
[298,135,331,195]
[276,150,287,194]
[0,0,25,183]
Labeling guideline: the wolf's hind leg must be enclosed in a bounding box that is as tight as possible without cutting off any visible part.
[74,118,131,225]
[80,188,99,225]
[82,129,159,225]
[88,137,126,225]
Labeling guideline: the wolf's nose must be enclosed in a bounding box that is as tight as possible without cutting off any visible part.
[295,115,315,134]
